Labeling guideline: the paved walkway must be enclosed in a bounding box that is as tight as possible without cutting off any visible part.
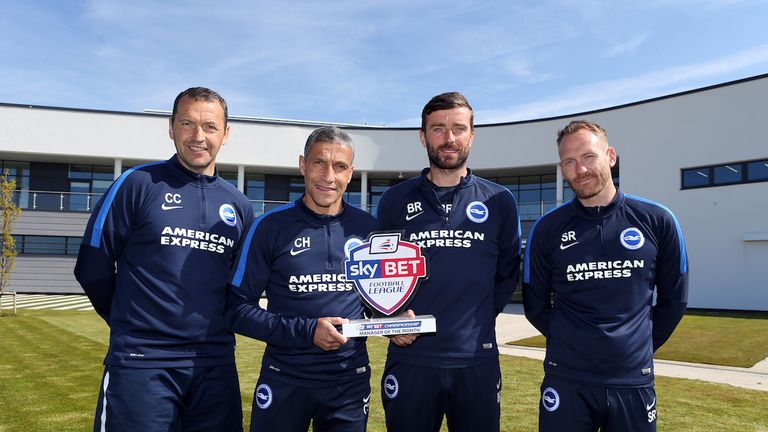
[496,303,768,392]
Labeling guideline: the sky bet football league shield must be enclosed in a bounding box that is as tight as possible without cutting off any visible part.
[342,232,435,337]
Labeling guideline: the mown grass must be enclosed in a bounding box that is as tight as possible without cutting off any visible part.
[508,309,768,368]
[1,310,767,431]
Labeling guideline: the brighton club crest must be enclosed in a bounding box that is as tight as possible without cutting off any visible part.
[342,231,435,337]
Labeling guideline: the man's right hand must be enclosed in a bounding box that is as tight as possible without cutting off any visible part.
[313,317,349,351]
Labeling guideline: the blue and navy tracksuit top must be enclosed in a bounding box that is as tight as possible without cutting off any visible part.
[523,190,689,386]
[376,168,522,367]
[226,198,377,386]
[74,155,254,368]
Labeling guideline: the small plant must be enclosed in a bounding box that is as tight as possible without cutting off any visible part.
[0,169,21,316]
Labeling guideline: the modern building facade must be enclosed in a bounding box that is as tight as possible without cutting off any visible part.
[1,74,766,310]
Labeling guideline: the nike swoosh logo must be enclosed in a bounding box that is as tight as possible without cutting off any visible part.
[290,248,310,256]
[559,242,579,250]
[646,398,656,411]
[161,203,183,210]
[405,211,424,221]
[363,395,371,403]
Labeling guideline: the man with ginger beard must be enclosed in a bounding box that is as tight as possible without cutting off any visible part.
[523,120,689,432]
[376,92,522,432]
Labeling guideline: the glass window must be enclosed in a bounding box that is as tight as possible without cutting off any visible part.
[343,179,361,208]
[682,168,711,188]
[497,176,519,194]
[68,165,93,180]
[67,164,114,211]
[682,158,768,189]
[92,179,113,194]
[11,235,82,255]
[563,184,575,201]
[288,177,305,202]
[713,164,742,185]
[368,178,395,215]
[519,175,541,190]
[520,202,542,221]
[66,237,82,255]
[2,160,31,209]
[245,173,265,201]
[518,189,541,204]
[540,174,556,190]
[22,236,67,255]
[92,165,114,181]
[67,181,91,211]
[747,160,768,181]
[542,201,558,214]
[541,188,556,202]
[219,170,238,189]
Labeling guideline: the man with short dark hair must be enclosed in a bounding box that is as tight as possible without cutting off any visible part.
[376,92,522,432]
[227,126,376,432]
[523,119,689,432]
[75,87,253,431]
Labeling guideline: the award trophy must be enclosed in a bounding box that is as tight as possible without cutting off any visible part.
[342,232,436,337]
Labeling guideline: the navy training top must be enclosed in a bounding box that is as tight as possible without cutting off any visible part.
[227,197,376,386]
[523,190,689,386]
[376,168,522,367]
[74,155,254,367]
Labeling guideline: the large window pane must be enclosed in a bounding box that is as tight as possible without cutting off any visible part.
[519,189,541,204]
[92,179,113,194]
[713,164,742,185]
[68,165,92,179]
[747,160,768,181]
[563,184,575,201]
[682,168,710,188]
[66,237,82,255]
[23,236,66,254]
[520,203,543,221]
[219,170,238,188]
[246,174,265,201]
[540,174,556,189]
[519,175,541,190]
[497,176,519,194]
[288,177,304,202]
[93,166,114,181]
[67,181,91,211]
[67,164,114,211]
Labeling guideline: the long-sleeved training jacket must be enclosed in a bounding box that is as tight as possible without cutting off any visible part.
[74,155,254,367]
[227,198,376,386]
[523,190,689,386]
[377,169,522,367]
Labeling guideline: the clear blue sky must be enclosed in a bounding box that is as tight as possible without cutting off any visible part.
[1,0,766,127]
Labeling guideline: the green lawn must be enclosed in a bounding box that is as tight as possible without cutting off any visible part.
[508,309,768,368]
[1,310,767,431]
